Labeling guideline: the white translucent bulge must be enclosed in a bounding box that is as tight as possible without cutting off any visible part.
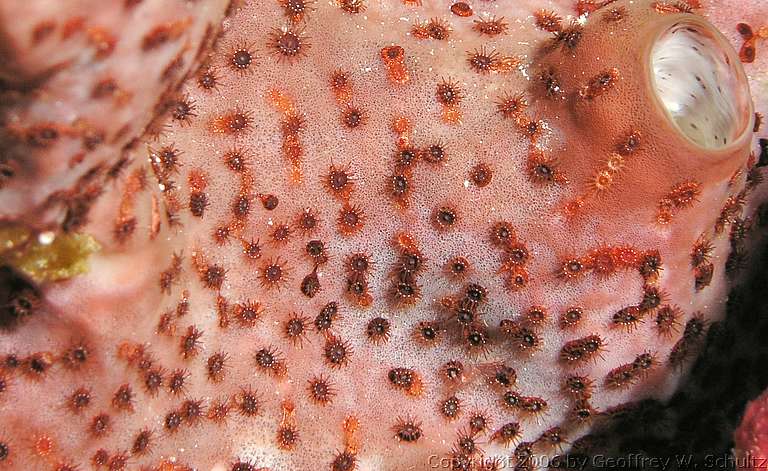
[651,21,750,149]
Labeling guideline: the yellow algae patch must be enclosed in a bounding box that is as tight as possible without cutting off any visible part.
[0,226,31,254]
[1,226,100,282]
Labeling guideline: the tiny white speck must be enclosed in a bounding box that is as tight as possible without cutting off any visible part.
[38,231,55,245]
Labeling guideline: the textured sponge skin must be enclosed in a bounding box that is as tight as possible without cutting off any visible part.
[0,0,230,229]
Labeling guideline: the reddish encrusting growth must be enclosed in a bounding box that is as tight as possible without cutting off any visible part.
[380,45,409,85]
[0,0,766,470]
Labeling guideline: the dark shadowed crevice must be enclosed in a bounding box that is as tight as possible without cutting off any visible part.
[0,265,41,331]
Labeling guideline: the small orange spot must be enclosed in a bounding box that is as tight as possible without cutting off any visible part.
[381,46,409,84]
[343,416,361,454]
[268,89,296,115]
[35,435,54,456]
[490,55,521,73]
[86,27,116,58]
[217,295,230,328]
[392,116,413,148]
[330,69,353,104]
[585,246,618,278]
[395,232,421,254]
[450,2,473,17]
[441,106,462,125]
[269,90,305,182]
[187,169,208,192]
[392,116,412,135]
[613,246,640,268]
[563,198,585,218]
[117,342,144,364]
[590,169,614,193]
[61,16,85,39]
[606,153,625,172]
